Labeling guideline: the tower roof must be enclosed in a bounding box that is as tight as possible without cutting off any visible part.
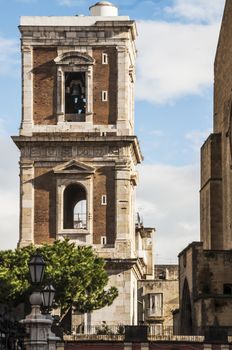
[90,1,116,7]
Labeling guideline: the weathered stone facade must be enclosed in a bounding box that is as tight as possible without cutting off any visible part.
[13,2,155,327]
[138,265,179,334]
[177,0,232,336]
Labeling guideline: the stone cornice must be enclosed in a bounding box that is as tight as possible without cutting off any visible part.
[105,257,146,278]
[12,135,143,163]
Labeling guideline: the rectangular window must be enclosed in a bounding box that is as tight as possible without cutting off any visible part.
[102,53,108,64]
[148,293,163,317]
[102,91,108,102]
[101,236,107,245]
[100,131,107,136]
[101,195,107,205]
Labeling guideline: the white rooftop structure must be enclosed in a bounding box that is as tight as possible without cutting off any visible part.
[89,1,118,16]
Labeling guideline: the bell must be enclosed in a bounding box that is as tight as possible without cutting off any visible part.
[71,83,81,96]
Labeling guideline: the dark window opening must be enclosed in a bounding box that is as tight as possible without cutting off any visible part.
[65,72,86,115]
[63,183,87,229]
[158,271,166,280]
[223,284,232,295]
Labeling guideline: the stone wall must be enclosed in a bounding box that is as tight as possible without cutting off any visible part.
[139,265,179,327]
[82,261,138,326]
[210,0,232,249]
[200,133,222,249]
[179,243,232,331]
[214,0,232,133]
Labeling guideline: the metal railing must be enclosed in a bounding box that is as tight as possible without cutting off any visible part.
[74,213,87,229]
[65,324,205,342]
[72,324,125,336]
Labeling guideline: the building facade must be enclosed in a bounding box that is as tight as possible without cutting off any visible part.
[177,0,232,337]
[12,1,155,327]
[138,265,179,335]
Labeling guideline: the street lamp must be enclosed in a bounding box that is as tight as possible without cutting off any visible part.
[21,253,60,350]
[41,284,56,313]
[29,252,46,284]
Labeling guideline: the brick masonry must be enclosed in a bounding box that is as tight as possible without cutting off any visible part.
[34,166,56,244]
[93,47,117,125]
[33,47,57,125]
[93,166,116,244]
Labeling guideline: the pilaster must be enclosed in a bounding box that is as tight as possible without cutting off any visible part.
[20,45,33,136]
[19,161,34,247]
[115,161,131,239]
[117,46,130,135]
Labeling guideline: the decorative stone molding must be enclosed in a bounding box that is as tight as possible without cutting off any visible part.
[53,159,95,175]
[54,51,94,66]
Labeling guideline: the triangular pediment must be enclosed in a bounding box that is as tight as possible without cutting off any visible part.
[53,160,95,174]
[54,51,94,66]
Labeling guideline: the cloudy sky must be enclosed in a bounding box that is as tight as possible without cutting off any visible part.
[0,0,226,262]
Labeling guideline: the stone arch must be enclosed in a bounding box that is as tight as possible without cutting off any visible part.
[181,279,193,335]
[63,183,87,229]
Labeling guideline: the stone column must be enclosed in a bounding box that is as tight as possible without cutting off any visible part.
[57,68,64,122]
[85,67,93,124]
[20,46,33,136]
[19,161,34,247]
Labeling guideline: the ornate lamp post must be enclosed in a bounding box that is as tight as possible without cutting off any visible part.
[29,253,45,285]
[41,284,56,314]
[21,252,60,350]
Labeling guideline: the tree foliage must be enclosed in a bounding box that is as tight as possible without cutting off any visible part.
[0,240,118,314]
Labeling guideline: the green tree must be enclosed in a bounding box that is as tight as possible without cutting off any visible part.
[0,239,118,314]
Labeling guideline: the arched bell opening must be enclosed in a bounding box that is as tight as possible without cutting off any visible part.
[63,183,87,229]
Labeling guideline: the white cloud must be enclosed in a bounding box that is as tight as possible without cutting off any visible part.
[165,0,225,24]
[0,37,19,76]
[136,163,200,263]
[0,133,19,250]
[185,129,210,151]
[136,20,220,104]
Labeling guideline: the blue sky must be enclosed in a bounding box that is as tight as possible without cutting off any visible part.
[0,0,226,262]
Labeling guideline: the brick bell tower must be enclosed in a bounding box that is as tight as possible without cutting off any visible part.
[13,1,154,325]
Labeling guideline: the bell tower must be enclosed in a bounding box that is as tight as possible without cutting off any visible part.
[13,1,154,325]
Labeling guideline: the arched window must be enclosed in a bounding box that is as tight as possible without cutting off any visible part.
[63,183,87,229]
[181,279,192,335]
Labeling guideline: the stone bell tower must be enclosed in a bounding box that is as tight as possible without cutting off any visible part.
[13,1,154,326]
[177,0,232,337]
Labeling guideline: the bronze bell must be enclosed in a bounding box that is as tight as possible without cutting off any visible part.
[71,83,81,96]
